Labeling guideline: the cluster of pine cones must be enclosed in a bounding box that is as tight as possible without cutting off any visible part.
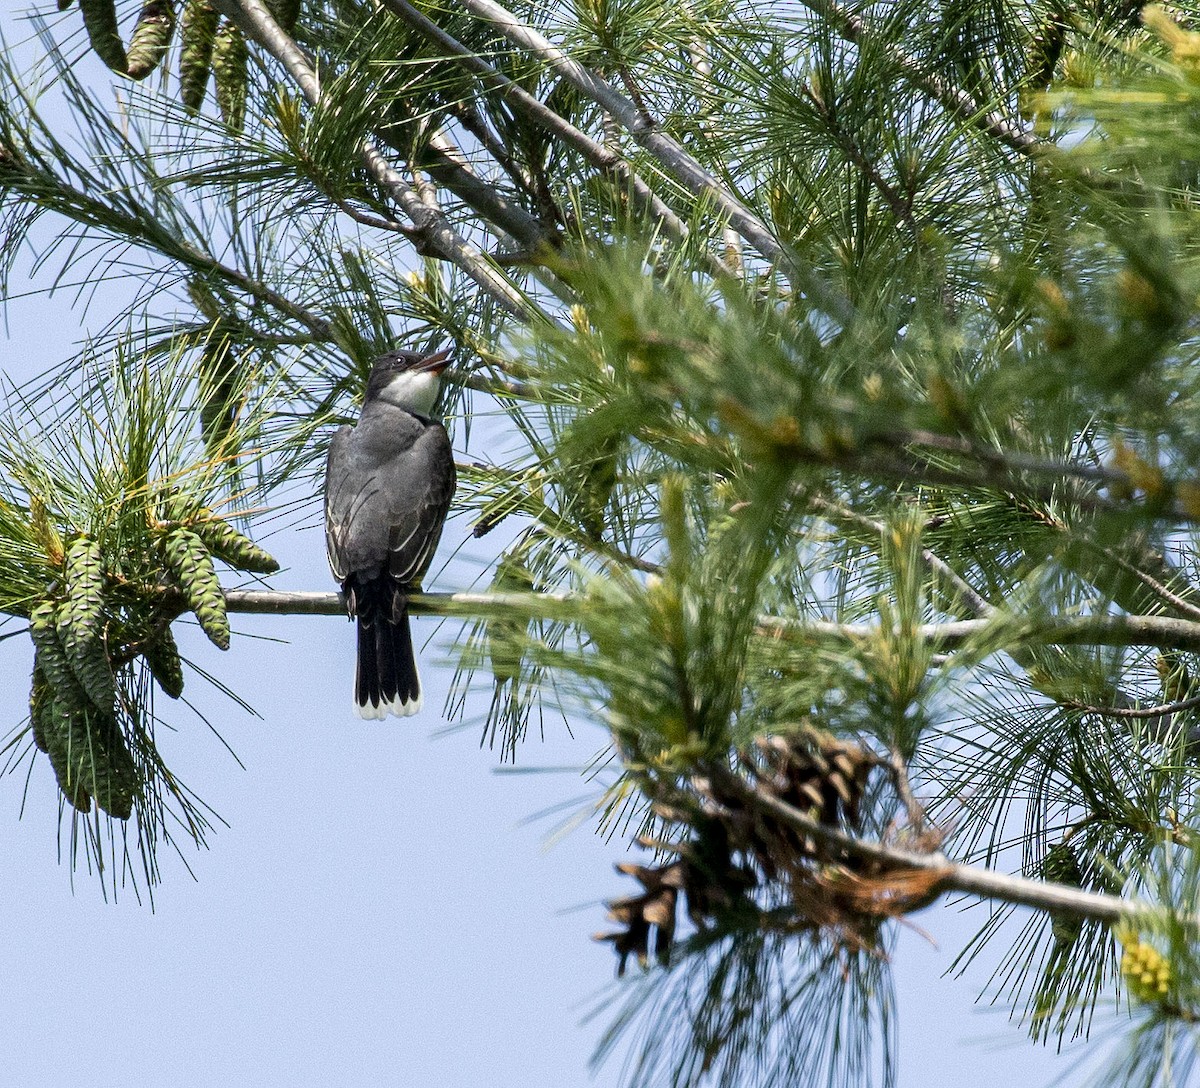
[26,502,276,818]
[59,0,300,134]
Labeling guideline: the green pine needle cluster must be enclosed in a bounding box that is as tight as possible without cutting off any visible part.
[0,344,278,891]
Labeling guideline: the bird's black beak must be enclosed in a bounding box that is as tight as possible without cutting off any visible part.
[417,348,453,374]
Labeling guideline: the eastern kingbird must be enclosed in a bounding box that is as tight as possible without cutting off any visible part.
[324,348,456,718]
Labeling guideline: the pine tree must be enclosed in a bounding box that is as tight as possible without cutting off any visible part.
[4,0,1200,1082]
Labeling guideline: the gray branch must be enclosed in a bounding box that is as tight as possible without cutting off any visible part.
[216,0,544,324]
[225,588,1200,655]
[448,0,854,323]
[776,613,1200,654]
[379,0,734,278]
[379,0,739,277]
[222,587,572,616]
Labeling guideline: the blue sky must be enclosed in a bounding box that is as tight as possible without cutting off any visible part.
[0,7,1126,1085]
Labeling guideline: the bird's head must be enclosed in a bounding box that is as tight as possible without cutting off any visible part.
[364,347,452,416]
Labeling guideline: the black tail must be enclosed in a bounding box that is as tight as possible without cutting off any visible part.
[349,579,421,718]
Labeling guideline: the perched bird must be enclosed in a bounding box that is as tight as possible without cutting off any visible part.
[324,348,456,717]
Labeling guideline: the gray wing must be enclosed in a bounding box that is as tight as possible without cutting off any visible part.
[325,418,454,586]
[324,424,356,582]
[383,422,456,586]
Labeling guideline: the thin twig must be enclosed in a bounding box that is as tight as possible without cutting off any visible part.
[459,370,538,400]
[414,138,554,256]
[808,440,1192,522]
[1086,542,1200,622]
[810,497,1200,746]
[888,748,927,831]
[893,428,1118,484]
[798,83,922,237]
[1065,691,1200,721]
[445,103,538,200]
[810,496,993,618]
[332,196,418,237]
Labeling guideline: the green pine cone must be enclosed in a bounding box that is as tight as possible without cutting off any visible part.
[126,0,177,80]
[58,536,117,711]
[487,554,534,686]
[143,623,185,699]
[164,527,230,649]
[42,697,93,813]
[79,0,128,72]
[212,21,248,136]
[29,602,88,711]
[179,0,219,114]
[65,535,105,603]
[197,330,238,453]
[1043,841,1085,947]
[1043,840,1083,885]
[193,509,279,574]
[28,625,130,814]
[44,700,138,819]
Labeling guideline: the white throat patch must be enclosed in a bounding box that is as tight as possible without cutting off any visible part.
[378,369,441,416]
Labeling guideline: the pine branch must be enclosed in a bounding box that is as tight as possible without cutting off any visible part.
[386,127,579,308]
[796,0,1044,158]
[217,587,1200,657]
[214,0,546,324]
[446,0,854,323]
[0,150,334,341]
[378,0,738,281]
[416,139,558,261]
[801,439,1188,521]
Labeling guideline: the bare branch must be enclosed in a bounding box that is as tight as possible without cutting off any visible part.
[762,612,1200,655]
[221,587,572,616]
[1065,691,1200,721]
[221,586,1200,657]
